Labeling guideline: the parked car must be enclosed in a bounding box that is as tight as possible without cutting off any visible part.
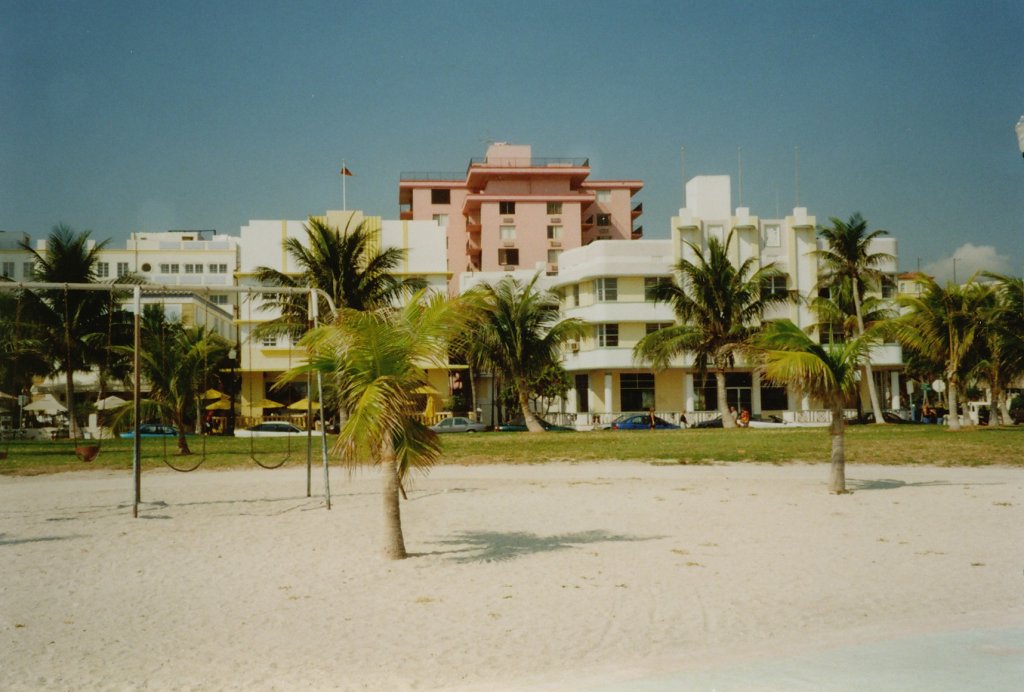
[429,416,489,434]
[234,422,323,438]
[691,416,723,429]
[119,423,180,438]
[608,413,679,430]
[497,417,573,432]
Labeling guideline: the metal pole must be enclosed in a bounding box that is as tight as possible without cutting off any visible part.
[132,285,141,518]
[311,290,331,510]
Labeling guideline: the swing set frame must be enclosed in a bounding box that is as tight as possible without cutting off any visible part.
[0,281,336,517]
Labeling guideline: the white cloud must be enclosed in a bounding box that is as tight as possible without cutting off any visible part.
[920,243,1011,284]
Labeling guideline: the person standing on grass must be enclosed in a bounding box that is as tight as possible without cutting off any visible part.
[648,407,657,430]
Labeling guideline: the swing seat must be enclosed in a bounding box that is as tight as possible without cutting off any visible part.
[75,444,100,462]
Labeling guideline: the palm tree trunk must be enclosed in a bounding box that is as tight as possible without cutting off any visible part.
[381,437,407,559]
[946,377,960,431]
[829,402,847,493]
[852,289,885,424]
[65,368,79,440]
[175,412,192,454]
[518,378,544,433]
[716,370,736,428]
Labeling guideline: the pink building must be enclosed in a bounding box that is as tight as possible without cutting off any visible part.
[399,143,643,291]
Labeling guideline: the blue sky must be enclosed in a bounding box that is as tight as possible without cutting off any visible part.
[3,0,1022,281]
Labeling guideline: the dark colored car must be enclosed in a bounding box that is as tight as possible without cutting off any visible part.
[608,413,679,430]
[497,417,574,432]
[691,416,723,429]
[119,423,180,438]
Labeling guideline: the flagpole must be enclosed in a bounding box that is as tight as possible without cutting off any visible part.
[342,160,347,211]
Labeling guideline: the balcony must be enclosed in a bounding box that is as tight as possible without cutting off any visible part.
[465,239,482,256]
[631,226,644,240]
[632,202,643,219]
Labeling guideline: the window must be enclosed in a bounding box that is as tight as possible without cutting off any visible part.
[1,262,13,278]
[184,263,195,274]
[95,262,109,278]
[208,263,228,274]
[499,201,516,215]
[261,334,278,347]
[820,323,846,345]
[23,262,34,278]
[597,323,619,348]
[596,189,611,203]
[644,277,670,301]
[620,373,655,412]
[547,249,562,265]
[694,372,752,412]
[572,284,579,307]
[211,294,229,305]
[547,201,563,215]
[763,224,781,248]
[432,213,449,227]
[596,213,611,227]
[645,322,673,335]
[762,275,788,299]
[760,384,789,410]
[140,263,152,272]
[596,277,618,302]
[498,248,519,266]
[431,189,450,204]
[499,225,516,242]
[160,264,169,273]
[116,262,129,277]
[547,225,563,240]
[881,274,897,299]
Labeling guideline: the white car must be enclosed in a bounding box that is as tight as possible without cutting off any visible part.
[234,422,324,438]
[429,416,489,434]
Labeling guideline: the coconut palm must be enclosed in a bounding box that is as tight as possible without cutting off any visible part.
[757,319,875,493]
[459,273,584,433]
[117,306,231,454]
[294,291,457,559]
[815,213,894,424]
[893,278,987,431]
[17,225,124,437]
[253,215,426,331]
[634,230,788,428]
[971,274,1024,426]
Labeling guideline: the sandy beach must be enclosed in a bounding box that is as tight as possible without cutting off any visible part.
[2,461,1022,690]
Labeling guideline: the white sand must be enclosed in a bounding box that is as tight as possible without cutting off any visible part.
[2,461,1022,690]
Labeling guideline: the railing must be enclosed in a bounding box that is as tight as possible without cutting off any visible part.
[467,156,588,169]
[399,171,465,181]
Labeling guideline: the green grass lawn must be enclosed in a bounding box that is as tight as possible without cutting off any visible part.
[1,424,1021,476]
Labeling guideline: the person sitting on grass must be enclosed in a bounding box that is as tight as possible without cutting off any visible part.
[738,408,750,427]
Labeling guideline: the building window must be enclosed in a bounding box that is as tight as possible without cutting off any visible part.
[762,275,788,299]
[644,277,670,302]
[597,323,619,348]
[209,263,228,274]
[1,262,13,278]
[431,189,450,204]
[96,262,109,278]
[547,224,563,240]
[116,262,129,277]
[571,283,579,307]
[596,277,618,302]
[261,334,278,347]
[596,190,611,203]
[547,249,562,265]
[23,262,34,278]
[596,213,611,227]
[184,263,195,274]
[881,274,897,299]
[498,248,519,266]
[499,201,516,215]
[432,213,449,227]
[694,372,752,412]
[763,224,781,248]
[499,225,516,242]
[620,373,655,412]
[211,294,229,305]
[645,322,673,335]
[547,201,563,215]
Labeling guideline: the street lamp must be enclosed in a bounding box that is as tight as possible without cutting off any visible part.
[228,346,238,435]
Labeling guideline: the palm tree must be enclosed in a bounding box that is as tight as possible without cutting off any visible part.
[893,278,986,431]
[634,231,787,428]
[757,319,875,493]
[118,306,231,454]
[971,274,1024,426]
[18,225,119,437]
[459,274,584,433]
[294,291,457,559]
[253,215,426,330]
[815,214,894,424]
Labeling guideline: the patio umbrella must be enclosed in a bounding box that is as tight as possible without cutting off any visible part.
[249,398,283,409]
[205,398,233,411]
[201,388,226,400]
[95,395,129,410]
[23,394,67,414]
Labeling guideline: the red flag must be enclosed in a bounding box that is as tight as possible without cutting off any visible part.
[340,167,354,176]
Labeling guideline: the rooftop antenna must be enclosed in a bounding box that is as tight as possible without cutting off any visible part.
[737,146,744,207]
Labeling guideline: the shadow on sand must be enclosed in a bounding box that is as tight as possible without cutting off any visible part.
[430,529,662,563]
[848,478,1004,491]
